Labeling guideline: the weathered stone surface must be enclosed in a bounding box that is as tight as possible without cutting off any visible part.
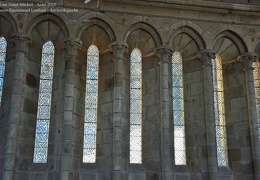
[0,1,260,179]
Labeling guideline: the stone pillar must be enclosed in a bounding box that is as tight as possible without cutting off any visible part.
[109,42,128,179]
[155,45,173,180]
[197,49,218,180]
[59,38,82,180]
[3,34,31,180]
[238,52,260,179]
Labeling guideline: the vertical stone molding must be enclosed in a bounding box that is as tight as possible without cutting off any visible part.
[3,34,31,180]
[155,45,173,180]
[109,41,128,179]
[64,38,82,69]
[197,49,218,180]
[60,37,82,180]
[238,52,260,179]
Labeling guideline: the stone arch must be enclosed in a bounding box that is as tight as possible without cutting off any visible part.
[124,22,162,55]
[78,11,116,37]
[77,18,116,46]
[213,30,247,62]
[213,25,246,42]
[26,13,69,47]
[124,16,162,33]
[170,20,205,36]
[0,12,17,40]
[170,26,206,60]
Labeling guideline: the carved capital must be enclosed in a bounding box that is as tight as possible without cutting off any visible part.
[63,37,82,57]
[154,45,173,63]
[11,33,31,54]
[197,49,216,66]
[238,52,258,70]
[109,41,128,60]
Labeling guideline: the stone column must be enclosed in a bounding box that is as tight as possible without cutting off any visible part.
[3,34,31,180]
[197,49,218,180]
[155,45,173,180]
[109,42,128,179]
[59,37,82,180]
[238,52,260,179]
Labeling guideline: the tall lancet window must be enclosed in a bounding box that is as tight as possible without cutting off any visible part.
[33,41,54,163]
[253,61,260,136]
[0,37,7,106]
[130,48,142,164]
[212,56,228,166]
[83,45,99,163]
[172,51,186,165]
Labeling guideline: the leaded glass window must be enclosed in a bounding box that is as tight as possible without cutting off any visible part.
[212,56,228,167]
[172,51,186,165]
[130,48,142,164]
[253,61,260,137]
[0,37,7,107]
[33,41,54,163]
[83,45,99,163]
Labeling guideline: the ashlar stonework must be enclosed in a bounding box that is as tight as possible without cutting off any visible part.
[0,0,260,179]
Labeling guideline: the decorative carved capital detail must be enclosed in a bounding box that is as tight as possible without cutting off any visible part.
[197,49,216,66]
[109,41,128,60]
[154,45,173,63]
[63,37,82,57]
[11,33,32,53]
[238,52,258,70]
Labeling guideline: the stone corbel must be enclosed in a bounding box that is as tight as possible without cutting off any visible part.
[197,49,216,67]
[238,52,258,70]
[109,41,128,61]
[11,33,32,54]
[62,37,82,57]
[154,45,173,64]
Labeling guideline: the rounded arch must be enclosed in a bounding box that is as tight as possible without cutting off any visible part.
[170,20,205,36]
[215,30,247,53]
[124,22,162,47]
[170,26,206,60]
[77,18,116,43]
[213,25,246,41]
[124,16,162,33]
[26,13,68,36]
[213,30,247,62]
[0,12,17,40]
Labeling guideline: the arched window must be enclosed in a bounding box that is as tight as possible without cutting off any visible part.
[130,48,142,164]
[33,41,55,163]
[172,51,186,165]
[253,61,260,137]
[83,45,99,163]
[212,56,228,166]
[0,37,7,106]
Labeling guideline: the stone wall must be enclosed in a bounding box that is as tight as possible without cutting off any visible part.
[0,0,260,179]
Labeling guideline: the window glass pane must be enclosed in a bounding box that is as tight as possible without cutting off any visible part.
[172,51,186,165]
[83,45,99,163]
[130,48,142,164]
[33,41,54,163]
[253,61,260,138]
[0,37,7,106]
[212,56,228,167]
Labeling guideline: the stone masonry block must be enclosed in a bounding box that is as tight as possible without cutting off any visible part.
[103,129,112,143]
[191,82,203,95]
[128,173,146,180]
[230,97,247,110]
[23,98,37,115]
[228,149,241,161]
[144,159,160,171]
[143,145,160,159]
